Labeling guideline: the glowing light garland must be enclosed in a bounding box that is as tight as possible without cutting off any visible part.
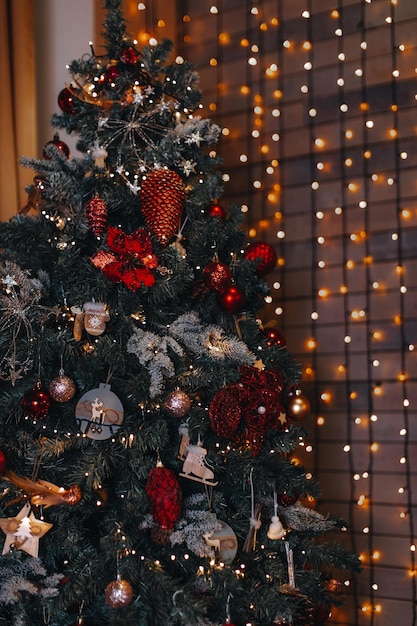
[129,0,417,622]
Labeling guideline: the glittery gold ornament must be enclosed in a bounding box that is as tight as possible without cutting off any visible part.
[49,370,76,402]
[162,388,191,418]
[104,578,133,608]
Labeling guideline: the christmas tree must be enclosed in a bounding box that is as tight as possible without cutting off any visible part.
[0,1,360,624]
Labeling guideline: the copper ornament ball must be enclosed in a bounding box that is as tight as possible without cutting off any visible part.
[49,375,76,403]
[163,389,191,418]
[104,578,133,609]
[285,389,311,421]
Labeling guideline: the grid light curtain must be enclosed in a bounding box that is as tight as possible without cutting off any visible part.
[177,1,417,625]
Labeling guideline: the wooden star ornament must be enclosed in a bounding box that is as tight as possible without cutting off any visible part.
[0,502,52,557]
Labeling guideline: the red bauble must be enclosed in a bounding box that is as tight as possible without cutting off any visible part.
[85,196,108,237]
[313,603,331,624]
[140,169,186,247]
[104,578,133,609]
[285,389,311,421]
[43,133,70,160]
[57,87,76,114]
[104,65,120,82]
[279,490,299,506]
[202,261,232,292]
[262,326,287,348]
[146,464,182,531]
[120,46,139,64]
[217,285,245,313]
[21,382,52,419]
[0,451,6,475]
[245,241,277,276]
[205,201,226,220]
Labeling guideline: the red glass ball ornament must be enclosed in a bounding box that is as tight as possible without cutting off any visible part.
[245,241,277,276]
[120,46,139,64]
[0,450,6,475]
[217,285,245,314]
[202,261,232,292]
[205,201,226,220]
[104,578,133,609]
[21,382,52,419]
[285,389,311,422]
[43,133,70,160]
[49,374,76,403]
[279,490,299,506]
[262,326,287,347]
[313,603,331,624]
[57,87,76,114]
[163,389,191,418]
[104,65,120,82]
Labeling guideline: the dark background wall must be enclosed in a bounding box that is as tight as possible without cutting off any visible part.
[174,2,417,624]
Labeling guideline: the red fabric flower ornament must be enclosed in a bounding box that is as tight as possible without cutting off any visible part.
[209,365,287,456]
[90,226,158,291]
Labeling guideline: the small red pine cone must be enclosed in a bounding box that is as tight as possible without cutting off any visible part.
[140,169,186,247]
[85,196,108,237]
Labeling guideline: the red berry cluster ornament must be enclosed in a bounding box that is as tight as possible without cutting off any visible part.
[43,133,70,160]
[202,260,232,292]
[140,169,186,247]
[245,241,277,276]
[146,460,182,540]
[85,196,108,237]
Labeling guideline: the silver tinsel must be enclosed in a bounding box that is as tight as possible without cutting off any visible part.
[170,493,223,557]
[126,328,184,397]
[0,557,63,605]
[169,311,255,364]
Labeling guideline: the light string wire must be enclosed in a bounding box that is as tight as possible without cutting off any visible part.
[255,0,268,236]
[304,0,321,505]
[274,0,286,332]
[245,0,255,214]
[358,1,376,622]
[336,3,360,623]
[389,2,416,622]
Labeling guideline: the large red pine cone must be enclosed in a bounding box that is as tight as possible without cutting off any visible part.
[85,197,108,237]
[140,169,186,247]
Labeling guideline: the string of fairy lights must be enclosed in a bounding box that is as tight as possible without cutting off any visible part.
[130,0,417,623]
